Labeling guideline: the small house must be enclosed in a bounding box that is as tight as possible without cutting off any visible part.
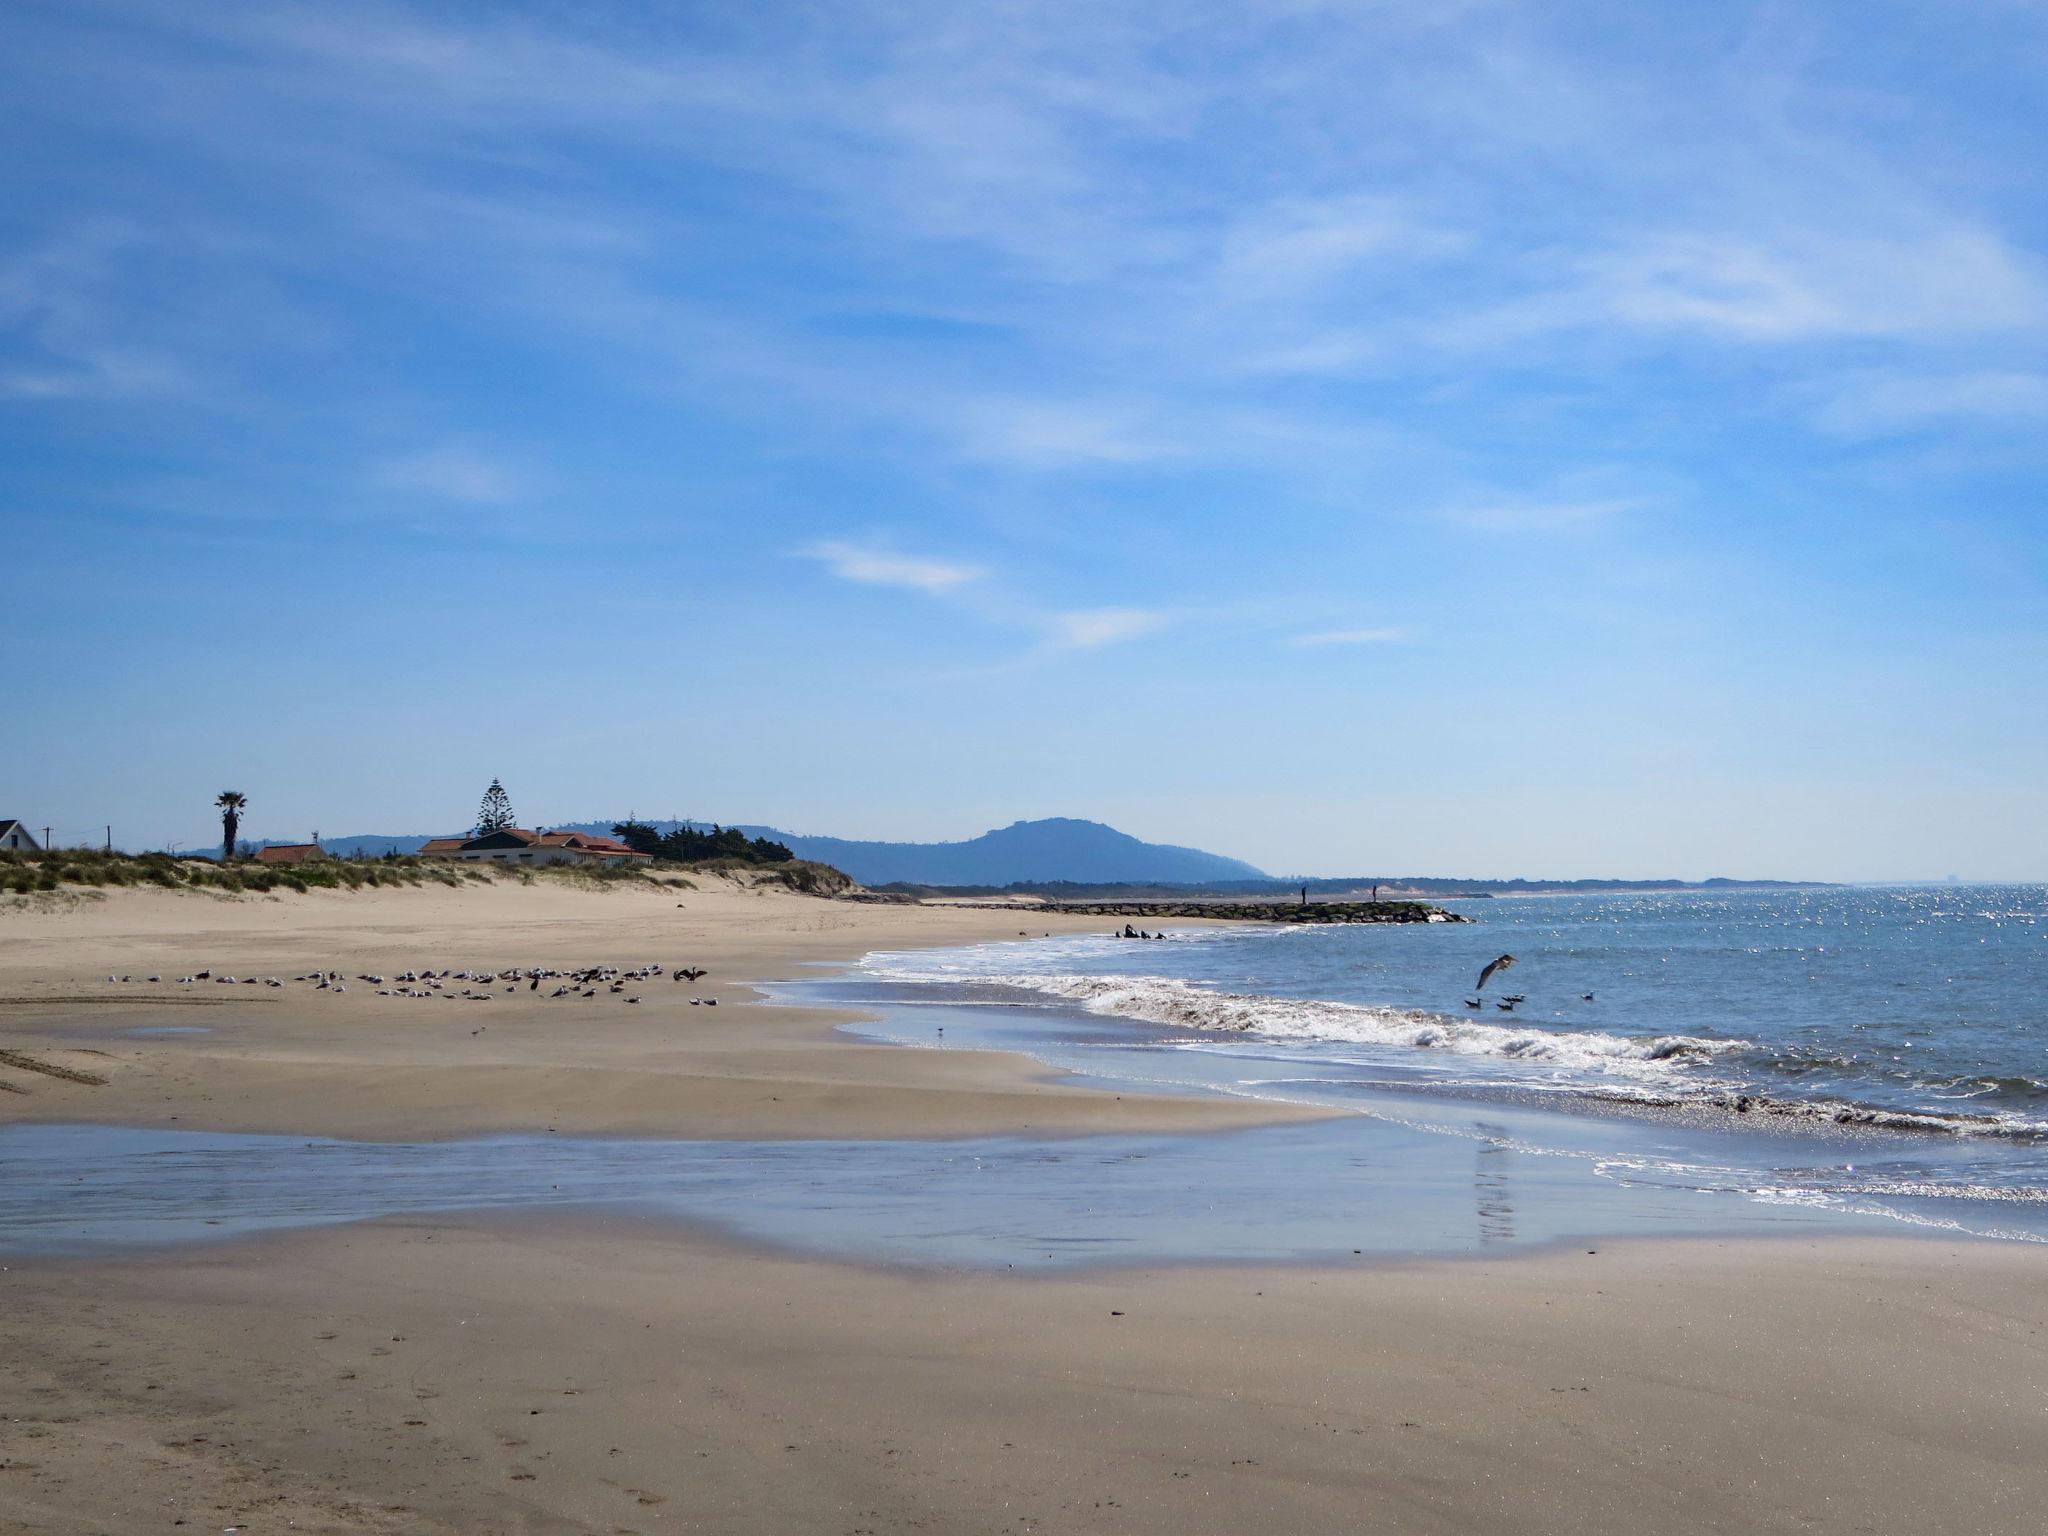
[422,828,651,867]
[0,820,41,852]
[255,842,327,866]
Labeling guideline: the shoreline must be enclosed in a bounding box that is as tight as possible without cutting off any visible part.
[7,880,2048,1533]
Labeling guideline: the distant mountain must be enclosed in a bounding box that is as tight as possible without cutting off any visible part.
[564,817,1269,887]
[914,875,1826,899]
[304,833,458,858]
[315,816,1269,887]
[297,823,1809,893]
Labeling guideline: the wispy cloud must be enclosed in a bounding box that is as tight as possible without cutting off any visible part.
[378,446,523,504]
[802,540,985,593]
[1042,607,1167,651]
[954,400,1176,467]
[1812,371,2048,436]
[1583,229,2046,343]
[14,0,2046,495]
[1293,627,1410,646]
[1441,498,1640,534]
[1212,195,1449,299]
[0,222,197,400]
[802,543,1165,657]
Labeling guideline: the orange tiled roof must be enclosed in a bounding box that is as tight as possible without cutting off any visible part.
[537,831,638,853]
[255,843,323,864]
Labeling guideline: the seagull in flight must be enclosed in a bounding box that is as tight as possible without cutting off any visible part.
[1474,954,1517,993]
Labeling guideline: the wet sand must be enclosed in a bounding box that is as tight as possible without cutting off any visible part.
[5,879,2046,1533]
[9,1218,2047,1535]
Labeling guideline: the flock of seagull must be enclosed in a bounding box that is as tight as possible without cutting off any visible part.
[1463,952,1595,1012]
[104,963,716,1007]
[108,949,1601,1021]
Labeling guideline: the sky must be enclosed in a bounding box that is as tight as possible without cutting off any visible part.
[4,0,2046,881]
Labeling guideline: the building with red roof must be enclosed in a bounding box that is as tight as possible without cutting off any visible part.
[420,828,652,867]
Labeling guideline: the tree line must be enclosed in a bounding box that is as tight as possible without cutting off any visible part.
[610,820,795,865]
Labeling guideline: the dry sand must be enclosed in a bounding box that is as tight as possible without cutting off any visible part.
[0,876,1300,1139]
[5,877,2047,1534]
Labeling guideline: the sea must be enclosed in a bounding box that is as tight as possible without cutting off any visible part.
[811,884,2048,1247]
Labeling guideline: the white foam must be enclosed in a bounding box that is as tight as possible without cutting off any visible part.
[918,969,1745,1087]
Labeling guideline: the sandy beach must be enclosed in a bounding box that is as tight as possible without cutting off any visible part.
[0,877,1298,1140]
[6,878,2047,1534]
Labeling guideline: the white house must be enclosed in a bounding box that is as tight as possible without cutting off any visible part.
[421,828,652,867]
[0,820,41,852]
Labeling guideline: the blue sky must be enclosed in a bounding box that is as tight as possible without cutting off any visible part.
[5,0,2045,879]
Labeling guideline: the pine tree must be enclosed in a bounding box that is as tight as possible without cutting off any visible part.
[476,779,515,835]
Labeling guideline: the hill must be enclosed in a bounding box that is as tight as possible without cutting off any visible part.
[560,817,1267,888]
[315,818,1268,888]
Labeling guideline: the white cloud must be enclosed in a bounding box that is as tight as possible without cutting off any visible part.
[803,540,985,593]
[803,544,1164,658]
[378,446,523,504]
[1293,627,1410,646]
[1042,607,1167,650]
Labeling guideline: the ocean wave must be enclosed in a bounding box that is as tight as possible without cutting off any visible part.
[964,971,1747,1083]
[1579,1084,2047,1137]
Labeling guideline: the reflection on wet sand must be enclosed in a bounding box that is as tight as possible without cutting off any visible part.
[1474,1124,1516,1245]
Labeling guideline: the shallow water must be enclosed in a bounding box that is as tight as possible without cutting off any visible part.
[0,1118,1910,1269]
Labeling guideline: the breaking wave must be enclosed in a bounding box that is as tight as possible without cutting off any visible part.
[961,971,1747,1085]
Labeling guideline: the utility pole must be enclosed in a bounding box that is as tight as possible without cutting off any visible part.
[105,825,112,853]
[42,827,51,848]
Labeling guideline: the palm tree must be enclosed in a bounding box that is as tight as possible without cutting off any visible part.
[215,791,248,862]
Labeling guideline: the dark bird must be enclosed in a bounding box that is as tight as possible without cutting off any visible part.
[1582,993,1595,1002]
[1496,1000,1517,1012]
[1474,954,1517,993]
[1463,998,1483,1009]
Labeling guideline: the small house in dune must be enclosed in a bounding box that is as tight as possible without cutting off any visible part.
[0,820,41,852]
[422,828,652,867]
[255,842,327,866]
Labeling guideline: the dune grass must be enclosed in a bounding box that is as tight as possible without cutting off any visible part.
[0,848,850,899]
[0,848,482,898]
